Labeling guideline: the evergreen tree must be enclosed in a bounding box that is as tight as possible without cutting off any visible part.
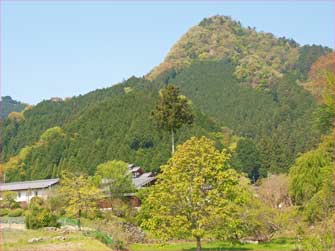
[151,85,194,154]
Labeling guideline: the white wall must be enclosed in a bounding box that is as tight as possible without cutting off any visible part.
[0,188,50,203]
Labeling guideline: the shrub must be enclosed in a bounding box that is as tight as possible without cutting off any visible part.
[25,208,59,229]
[8,208,24,217]
[0,191,20,209]
[0,208,9,216]
[25,197,60,229]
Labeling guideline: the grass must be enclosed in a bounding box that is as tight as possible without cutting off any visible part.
[1,229,112,251]
[0,228,297,251]
[130,238,297,251]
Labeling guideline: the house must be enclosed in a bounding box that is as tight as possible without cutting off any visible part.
[99,164,156,208]
[101,164,156,190]
[0,164,155,207]
[127,164,156,206]
[0,178,60,203]
[128,164,156,189]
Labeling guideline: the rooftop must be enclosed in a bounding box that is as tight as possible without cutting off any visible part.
[133,172,155,188]
[0,178,60,191]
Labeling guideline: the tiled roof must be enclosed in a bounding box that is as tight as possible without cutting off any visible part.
[102,172,155,189]
[133,172,155,188]
[0,178,60,191]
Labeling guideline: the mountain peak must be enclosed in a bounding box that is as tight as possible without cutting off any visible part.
[147,15,300,87]
[198,15,235,27]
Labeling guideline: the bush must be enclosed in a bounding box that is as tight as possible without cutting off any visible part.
[25,197,60,229]
[8,208,24,217]
[0,191,20,209]
[25,208,59,229]
[0,208,9,216]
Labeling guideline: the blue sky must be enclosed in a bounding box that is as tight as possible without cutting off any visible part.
[1,1,334,104]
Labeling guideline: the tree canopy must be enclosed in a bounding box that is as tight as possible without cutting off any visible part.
[59,173,103,230]
[139,137,249,251]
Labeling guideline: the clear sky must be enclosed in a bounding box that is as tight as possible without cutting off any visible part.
[1,1,334,104]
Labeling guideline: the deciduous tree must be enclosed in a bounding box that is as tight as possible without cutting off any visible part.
[139,137,248,251]
[59,172,103,230]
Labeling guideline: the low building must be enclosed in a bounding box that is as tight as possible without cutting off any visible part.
[0,164,155,207]
[99,164,156,208]
[128,164,156,189]
[0,178,60,203]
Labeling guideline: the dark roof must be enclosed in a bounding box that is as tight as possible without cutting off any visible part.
[0,178,60,191]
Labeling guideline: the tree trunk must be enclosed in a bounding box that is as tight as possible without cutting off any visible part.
[171,129,175,155]
[196,237,201,251]
[78,209,81,231]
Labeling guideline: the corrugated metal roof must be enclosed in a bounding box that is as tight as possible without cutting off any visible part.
[0,178,60,191]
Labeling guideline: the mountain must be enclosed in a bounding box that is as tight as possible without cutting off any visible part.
[0,15,332,181]
[0,96,27,120]
[148,15,331,87]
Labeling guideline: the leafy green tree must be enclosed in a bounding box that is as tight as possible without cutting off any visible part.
[151,85,194,154]
[95,160,135,199]
[303,165,333,223]
[289,135,333,206]
[59,172,103,230]
[139,137,248,251]
[40,126,65,142]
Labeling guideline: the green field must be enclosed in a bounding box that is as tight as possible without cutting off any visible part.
[1,229,297,251]
[1,229,112,251]
[130,238,297,251]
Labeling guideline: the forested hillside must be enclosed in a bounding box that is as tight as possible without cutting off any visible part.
[163,60,321,173]
[0,96,27,120]
[1,78,219,181]
[0,15,332,182]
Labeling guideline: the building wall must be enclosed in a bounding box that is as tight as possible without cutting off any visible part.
[16,188,46,202]
[1,187,52,203]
